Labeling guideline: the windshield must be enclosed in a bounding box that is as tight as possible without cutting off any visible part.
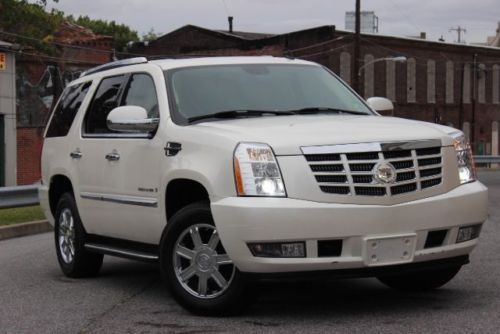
[165,64,373,124]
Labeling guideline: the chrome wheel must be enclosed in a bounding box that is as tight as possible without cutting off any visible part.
[173,223,235,299]
[58,208,75,264]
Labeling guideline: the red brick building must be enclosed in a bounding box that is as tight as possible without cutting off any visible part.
[132,24,500,156]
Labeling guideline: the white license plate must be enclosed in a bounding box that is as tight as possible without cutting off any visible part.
[363,234,417,266]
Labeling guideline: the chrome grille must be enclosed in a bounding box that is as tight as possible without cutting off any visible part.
[303,141,443,197]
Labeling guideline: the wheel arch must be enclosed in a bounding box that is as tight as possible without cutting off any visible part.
[48,174,74,216]
[165,178,210,220]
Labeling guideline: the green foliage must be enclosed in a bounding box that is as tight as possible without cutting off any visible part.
[142,28,162,42]
[0,206,46,226]
[34,0,59,6]
[0,0,64,53]
[68,15,139,52]
[0,0,139,54]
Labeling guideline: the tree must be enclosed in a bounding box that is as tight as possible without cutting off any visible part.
[35,0,59,6]
[0,1,139,54]
[0,0,64,53]
[68,16,139,52]
[142,28,162,42]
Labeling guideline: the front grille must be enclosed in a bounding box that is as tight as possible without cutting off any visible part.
[305,143,443,197]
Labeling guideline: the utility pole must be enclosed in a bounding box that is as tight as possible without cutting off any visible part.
[353,0,361,93]
[471,53,478,152]
[449,26,466,44]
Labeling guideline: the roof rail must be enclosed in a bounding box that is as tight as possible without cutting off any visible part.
[80,57,148,77]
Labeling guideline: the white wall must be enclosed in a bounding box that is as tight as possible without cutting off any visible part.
[0,50,17,186]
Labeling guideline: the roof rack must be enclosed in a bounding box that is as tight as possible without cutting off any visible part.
[80,57,148,77]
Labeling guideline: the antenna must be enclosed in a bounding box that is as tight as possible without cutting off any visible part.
[449,26,466,44]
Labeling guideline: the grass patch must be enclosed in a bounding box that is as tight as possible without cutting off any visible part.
[0,206,46,226]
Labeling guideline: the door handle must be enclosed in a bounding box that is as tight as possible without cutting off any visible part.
[70,150,82,159]
[105,152,120,161]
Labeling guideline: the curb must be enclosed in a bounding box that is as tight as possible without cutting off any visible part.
[0,220,53,241]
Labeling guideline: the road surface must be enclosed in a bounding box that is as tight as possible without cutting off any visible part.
[0,172,499,333]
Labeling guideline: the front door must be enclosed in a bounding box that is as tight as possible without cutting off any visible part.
[76,72,164,243]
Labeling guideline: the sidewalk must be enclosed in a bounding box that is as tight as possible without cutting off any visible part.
[0,220,52,241]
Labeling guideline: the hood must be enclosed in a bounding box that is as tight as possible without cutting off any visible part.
[193,115,458,155]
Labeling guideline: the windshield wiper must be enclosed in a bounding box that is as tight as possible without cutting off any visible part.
[287,107,368,116]
[187,110,294,123]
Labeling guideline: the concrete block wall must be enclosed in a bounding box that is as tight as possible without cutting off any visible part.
[0,50,17,186]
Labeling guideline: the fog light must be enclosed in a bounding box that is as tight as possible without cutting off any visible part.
[456,225,482,243]
[248,242,306,258]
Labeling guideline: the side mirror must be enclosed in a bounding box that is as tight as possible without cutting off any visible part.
[366,97,394,113]
[106,106,159,133]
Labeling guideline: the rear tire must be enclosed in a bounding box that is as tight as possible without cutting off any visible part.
[54,193,103,278]
[160,202,252,316]
[377,266,461,291]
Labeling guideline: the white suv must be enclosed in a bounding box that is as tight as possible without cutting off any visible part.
[40,56,488,315]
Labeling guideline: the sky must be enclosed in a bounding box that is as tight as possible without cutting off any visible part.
[47,0,499,44]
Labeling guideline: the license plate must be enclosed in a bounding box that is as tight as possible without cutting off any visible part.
[363,234,417,266]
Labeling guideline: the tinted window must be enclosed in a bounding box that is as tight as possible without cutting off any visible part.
[84,75,125,134]
[46,82,91,137]
[122,74,159,118]
[166,64,372,124]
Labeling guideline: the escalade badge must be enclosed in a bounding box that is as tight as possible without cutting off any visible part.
[373,162,397,184]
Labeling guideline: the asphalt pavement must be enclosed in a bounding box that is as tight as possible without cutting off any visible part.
[1,171,499,333]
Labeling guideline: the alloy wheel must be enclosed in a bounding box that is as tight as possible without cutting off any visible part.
[173,223,235,299]
[58,208,76,264]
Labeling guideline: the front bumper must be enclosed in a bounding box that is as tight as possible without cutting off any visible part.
[211,181,488,273]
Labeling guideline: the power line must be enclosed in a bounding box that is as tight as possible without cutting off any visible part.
[288,35,349,53]
[0,30,144,57]
[387,0,425,34]
[295,42,354,59]
[360,36,500,68]
[220,0,230,16]
[0,46,103,65]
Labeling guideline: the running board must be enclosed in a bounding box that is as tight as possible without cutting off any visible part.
[85,243,159,263]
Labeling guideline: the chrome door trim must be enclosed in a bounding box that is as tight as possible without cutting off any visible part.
[82,133,152,139]
[85,243,159,261]
[80,192,158,207]
[301,139,442,155]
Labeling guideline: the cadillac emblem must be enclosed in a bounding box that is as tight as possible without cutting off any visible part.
[373,162,397,184]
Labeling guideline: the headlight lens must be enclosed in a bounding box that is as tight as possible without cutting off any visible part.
[451,132,476,184]
[234,142,286,197]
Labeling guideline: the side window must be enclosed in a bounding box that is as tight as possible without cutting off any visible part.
[84,75,125,134]
[46,82,91,138]
[121,73,159,118]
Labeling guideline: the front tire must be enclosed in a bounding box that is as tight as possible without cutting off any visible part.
[54,193,103,278]
[160,202,251,316]
[377,266,462,291]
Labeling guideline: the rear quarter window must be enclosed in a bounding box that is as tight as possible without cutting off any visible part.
[46,81,92,138]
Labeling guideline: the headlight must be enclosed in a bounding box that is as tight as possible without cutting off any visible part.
[233,142,286,197]
[451,132,476,184]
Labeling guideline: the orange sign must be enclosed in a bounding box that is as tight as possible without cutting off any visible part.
[0,52,5,70]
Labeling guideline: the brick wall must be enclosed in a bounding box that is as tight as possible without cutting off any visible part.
[16,128,44,184]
